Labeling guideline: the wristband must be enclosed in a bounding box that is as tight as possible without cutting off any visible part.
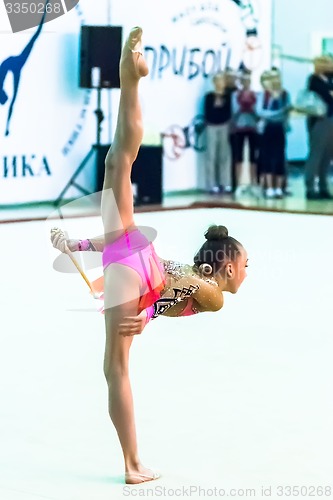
[77,239,96,251]
[78,239,90,251]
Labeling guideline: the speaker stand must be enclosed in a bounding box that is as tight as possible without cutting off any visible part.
[54,87,106,219]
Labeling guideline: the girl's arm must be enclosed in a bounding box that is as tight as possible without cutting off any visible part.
[51,228,105,253]
[153,273,223,315]
[119,274,223,336]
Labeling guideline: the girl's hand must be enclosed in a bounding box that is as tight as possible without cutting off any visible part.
[50,228,79,253]
[118,310,147,336]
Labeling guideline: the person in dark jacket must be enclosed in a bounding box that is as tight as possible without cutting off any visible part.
[304,56,333,200]
[203,72,232,194]
[256,70,291,199]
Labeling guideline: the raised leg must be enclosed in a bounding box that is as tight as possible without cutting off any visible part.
[101,27,149,242]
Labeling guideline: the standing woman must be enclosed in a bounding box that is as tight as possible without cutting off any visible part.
[51,27,248,484]
[203,72,233,194]
[304,56,333,200]
[256,70,291,199]
[231,71,259,196]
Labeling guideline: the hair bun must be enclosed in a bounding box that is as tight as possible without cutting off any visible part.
[204,225,229,241]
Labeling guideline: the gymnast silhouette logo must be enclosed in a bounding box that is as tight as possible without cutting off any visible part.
[1,0,81,136]
[0,1,50,136]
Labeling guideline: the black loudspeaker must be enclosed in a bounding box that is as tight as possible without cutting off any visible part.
[131,146,163,205]
[80,26,122,89]
[95,145,163,205]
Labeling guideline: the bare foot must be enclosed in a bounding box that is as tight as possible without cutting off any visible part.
[120,27,149,82]
[125,464,160,485]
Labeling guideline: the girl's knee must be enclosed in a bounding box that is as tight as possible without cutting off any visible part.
[105,151,132,172]
[104,358,129,384]
[105,150,118,171]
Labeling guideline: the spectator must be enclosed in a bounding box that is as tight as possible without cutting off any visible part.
[256,70,291,199]
[224,67,239,192]
[270,67,293,196]
[256,70,272,190]
[203,71,232,194]
[304,55,333,200]
[231,71,259,196]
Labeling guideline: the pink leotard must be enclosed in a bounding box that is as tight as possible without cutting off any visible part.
[101,228,166,313]
[92,231,199,317]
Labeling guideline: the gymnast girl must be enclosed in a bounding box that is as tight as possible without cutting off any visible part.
[51,27,248,485]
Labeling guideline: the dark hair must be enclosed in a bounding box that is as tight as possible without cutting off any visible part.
[193,225,242,275]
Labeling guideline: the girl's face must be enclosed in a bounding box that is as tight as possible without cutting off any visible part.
[215,247,249,294]
[229,248,248,293]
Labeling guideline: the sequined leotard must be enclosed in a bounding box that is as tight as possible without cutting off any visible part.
[162,260,200,316]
